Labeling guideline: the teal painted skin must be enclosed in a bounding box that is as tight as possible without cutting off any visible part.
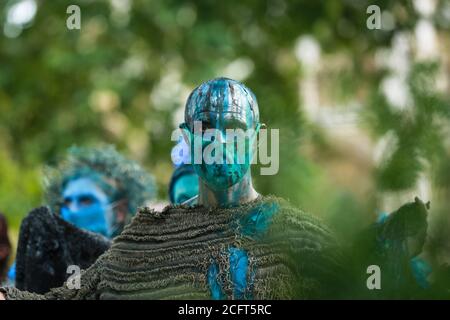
[181,77,261,208]
[182,78,259,193]
[181,122,260,192]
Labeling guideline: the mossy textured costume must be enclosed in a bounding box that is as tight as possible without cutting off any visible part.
[1,196,345,299]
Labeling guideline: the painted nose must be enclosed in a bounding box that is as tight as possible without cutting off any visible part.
[67,200,82,212]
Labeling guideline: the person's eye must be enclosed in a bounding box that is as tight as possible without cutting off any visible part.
[191,121,211,136]
[225,120,246,131]
[79,196,95,206]
[63,198,72,207]
[202,121,214,132]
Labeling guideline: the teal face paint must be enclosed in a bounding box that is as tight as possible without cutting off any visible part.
[182,123,260,191]
[61,177,111,237]
[182,78,261,191]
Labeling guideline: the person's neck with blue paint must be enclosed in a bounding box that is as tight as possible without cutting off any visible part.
[198,172,259,208]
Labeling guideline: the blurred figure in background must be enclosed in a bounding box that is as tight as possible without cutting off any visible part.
[0,214,11,285]
[10,145,157,293]
[168,164,198,205]
[169,135,199,205]
[350,198,432,298]
[45,145,156,238]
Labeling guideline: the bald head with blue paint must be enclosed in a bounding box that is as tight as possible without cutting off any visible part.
[181,78,261,207]
[185,77,259,132]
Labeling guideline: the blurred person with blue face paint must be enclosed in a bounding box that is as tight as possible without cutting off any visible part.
[169,137,199,205]
[6,146,156,294]
[60,177,116,237]
[46,146,156,238]
[168,164,199,205]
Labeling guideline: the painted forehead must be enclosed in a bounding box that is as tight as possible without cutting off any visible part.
[192,111,250,128]
[185,78,259,127]
[63,177,108,202]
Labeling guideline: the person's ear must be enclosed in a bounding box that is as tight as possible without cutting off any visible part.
[179,123,191,147]
[114,199,129,223]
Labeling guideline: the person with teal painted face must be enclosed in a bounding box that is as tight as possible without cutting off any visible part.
[0,78,345,300]
[180,78,260,205]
